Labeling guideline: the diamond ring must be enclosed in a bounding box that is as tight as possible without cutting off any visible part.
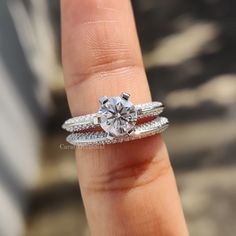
[62,93,169,146]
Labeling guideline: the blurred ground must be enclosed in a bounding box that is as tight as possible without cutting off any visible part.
[0,0,236,236]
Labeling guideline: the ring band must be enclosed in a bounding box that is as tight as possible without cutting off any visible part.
[62,101,164,132]
[66,116,169,146]
[62,92,169,146]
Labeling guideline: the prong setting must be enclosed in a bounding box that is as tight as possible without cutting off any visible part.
[127,128,135,136]
[99,96,108,104]
[120,92,130,100]
[93,115,101,125]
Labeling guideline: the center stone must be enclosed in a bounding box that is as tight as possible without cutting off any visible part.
[99,96,137,137]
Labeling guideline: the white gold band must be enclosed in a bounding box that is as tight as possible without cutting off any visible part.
[62,101,164,132]
[66,116,169,146]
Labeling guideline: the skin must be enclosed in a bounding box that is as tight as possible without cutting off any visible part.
[61,0,189,235]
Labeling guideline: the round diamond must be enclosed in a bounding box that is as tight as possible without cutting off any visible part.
[98,96,137,137]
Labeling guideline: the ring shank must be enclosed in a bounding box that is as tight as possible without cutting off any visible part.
[62,102,164,132]
[66,116,169,146]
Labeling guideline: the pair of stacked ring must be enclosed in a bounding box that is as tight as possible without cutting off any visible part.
[62,92,169,146]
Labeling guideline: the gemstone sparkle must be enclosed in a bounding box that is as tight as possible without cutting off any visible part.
[98,96,137,137]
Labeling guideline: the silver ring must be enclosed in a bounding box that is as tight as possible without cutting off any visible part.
[62,92,169,146]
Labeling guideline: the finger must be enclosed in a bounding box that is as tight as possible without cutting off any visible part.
[62,0,151,115]
[61,0,189,235]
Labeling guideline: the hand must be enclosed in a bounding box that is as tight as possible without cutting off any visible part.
[61,0,189,235]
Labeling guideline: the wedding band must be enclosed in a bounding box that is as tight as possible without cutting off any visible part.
[62,92,169,146]
[66,116,169,146]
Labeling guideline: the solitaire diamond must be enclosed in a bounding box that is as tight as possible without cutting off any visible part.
[98,95,137,138]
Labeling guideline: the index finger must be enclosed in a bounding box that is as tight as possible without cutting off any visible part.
[61,0,189,235]
[62,0,151,115]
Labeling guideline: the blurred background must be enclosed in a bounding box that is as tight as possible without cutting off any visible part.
[0,0,235,235]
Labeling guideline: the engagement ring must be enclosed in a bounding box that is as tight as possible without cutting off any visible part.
[62,93,169,146]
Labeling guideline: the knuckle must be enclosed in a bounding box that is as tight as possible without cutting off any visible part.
[64,21,144,89]
[66,55,143,90]
[84,155,172,194]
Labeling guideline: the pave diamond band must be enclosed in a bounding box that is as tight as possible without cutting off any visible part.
[66,116,169,146]
[62,93,169,146]
[62,101,164,132]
